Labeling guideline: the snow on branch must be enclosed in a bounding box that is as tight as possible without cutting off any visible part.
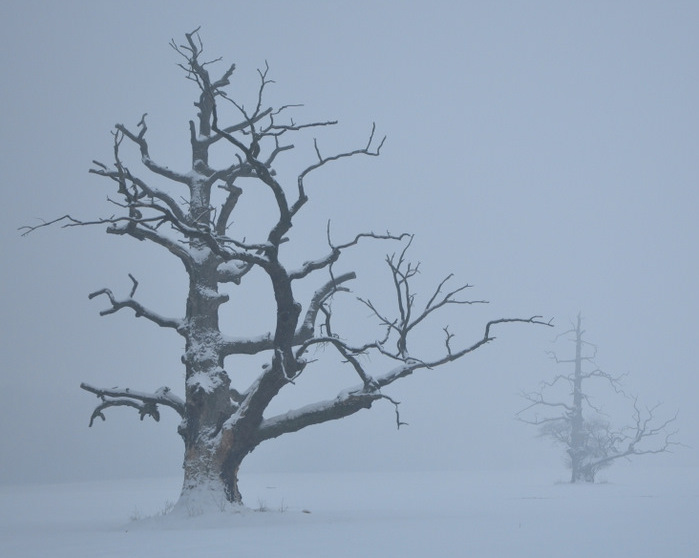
[217,259,254,285]
[255,386,383,443]
[80,382,185,426]
[297,271,356,337]
[255,385,412,443]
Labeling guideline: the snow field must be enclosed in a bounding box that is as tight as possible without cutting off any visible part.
[1,467,697,558]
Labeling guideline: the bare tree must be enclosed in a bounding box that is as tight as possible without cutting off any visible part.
[518,314,678,483]
[23,30,550,508]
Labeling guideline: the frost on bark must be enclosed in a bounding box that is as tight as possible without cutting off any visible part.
[23,30,550,508]
[518,314,679,483]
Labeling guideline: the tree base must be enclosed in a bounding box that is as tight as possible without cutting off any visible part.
[174,476,244,516]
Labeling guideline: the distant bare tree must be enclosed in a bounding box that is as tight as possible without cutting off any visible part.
[518,314,679,482]
[22,29,550,509]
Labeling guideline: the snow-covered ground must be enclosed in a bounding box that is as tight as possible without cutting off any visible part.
[1,467,697,557]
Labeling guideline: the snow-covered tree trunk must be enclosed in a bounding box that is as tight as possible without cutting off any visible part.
[179,247,238,503]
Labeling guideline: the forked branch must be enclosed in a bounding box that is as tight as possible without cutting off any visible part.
[359,241,535,359]
[88,275,182,330]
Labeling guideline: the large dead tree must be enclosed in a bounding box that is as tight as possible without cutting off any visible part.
[518,314,678,483]
[23,30,549,508]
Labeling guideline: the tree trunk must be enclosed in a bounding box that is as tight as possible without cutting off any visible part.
[178,424,253,508]
[581,466,596,483]
[176,245,246,508]
[569,313,585,483]
[179,432,243,508]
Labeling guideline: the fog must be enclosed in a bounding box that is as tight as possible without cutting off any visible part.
[1,1,697,486]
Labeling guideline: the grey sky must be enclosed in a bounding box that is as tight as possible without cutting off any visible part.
[1,1,697,484]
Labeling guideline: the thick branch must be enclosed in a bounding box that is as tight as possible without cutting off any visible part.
[297,271,356,337]
[219,272,356,357]
[255,387,383,443]
[80,382,185,426]
[217,260,254,285]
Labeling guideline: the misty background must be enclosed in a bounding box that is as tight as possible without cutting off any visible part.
[1,0,697,485]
